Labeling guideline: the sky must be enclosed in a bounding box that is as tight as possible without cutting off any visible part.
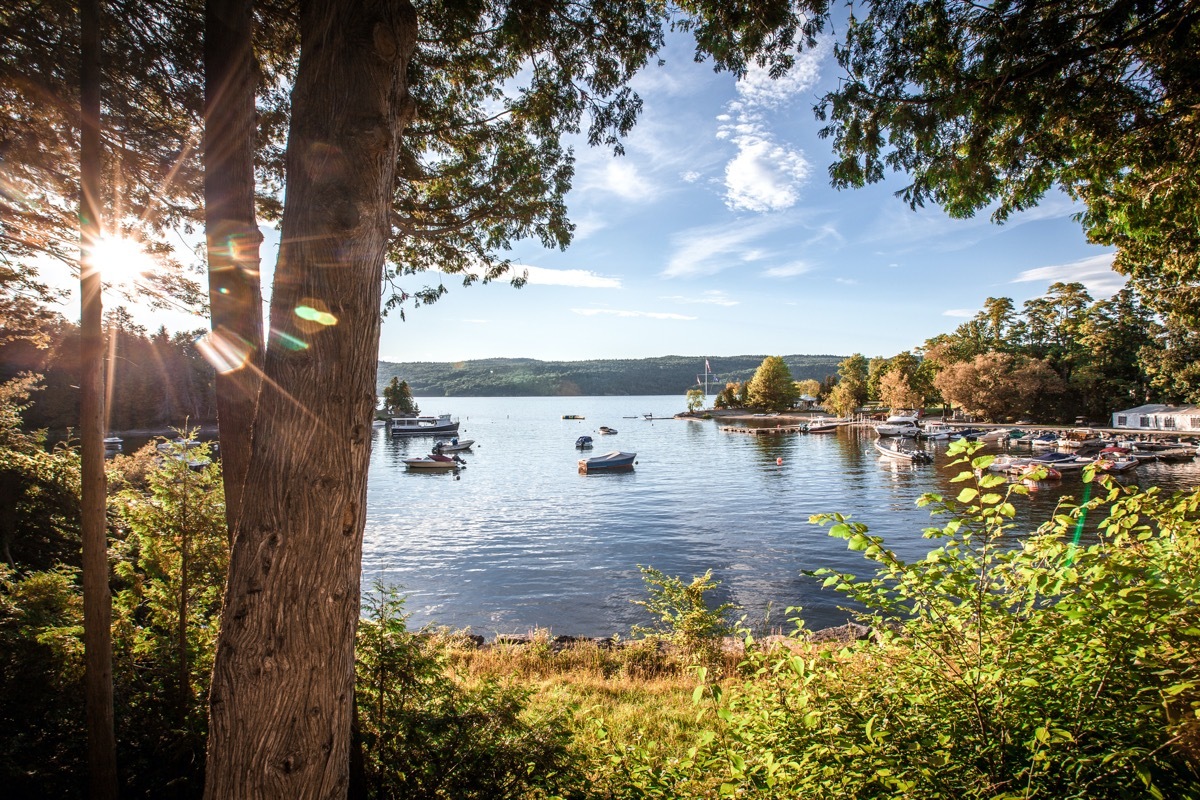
[49,27,1123,364]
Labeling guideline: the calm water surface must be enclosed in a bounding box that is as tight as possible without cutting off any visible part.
[362,396,1200,636]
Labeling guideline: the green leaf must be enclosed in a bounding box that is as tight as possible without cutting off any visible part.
[957,487,978,503]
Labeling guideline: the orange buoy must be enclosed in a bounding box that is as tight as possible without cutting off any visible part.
[776,457,783,465]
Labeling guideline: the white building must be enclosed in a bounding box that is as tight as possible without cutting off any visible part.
[1111,404,1200,432]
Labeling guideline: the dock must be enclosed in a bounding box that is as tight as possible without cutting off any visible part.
[719,424,808,435]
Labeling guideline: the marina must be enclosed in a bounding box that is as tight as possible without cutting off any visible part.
[363,395,1200,637]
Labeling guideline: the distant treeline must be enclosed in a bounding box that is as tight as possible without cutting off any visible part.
[376,355,845,397]
[2,310,217,432]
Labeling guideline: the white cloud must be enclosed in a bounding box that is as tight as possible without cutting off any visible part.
[834,277,858,285]
[662,217,793,278]
[571,308,697,320]
[735,39,829,109]
[521,265,622,289]
[1011,252,1124,298]
[761,260,812,279]
[662,290,739,306]
[942,309,975,318]
[714,39,829,213]
[723,130,810,213]
[576,157,659,202]
[681,170,701,183]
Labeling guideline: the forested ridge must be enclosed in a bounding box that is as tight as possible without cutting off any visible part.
[377,354,844,397]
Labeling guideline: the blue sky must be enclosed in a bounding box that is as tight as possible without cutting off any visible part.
[378,30,1121,362]
[53,28,1122,364]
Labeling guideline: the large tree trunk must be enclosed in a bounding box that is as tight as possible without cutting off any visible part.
[79,0,118,796]
[203,1,416,797]
[203,0,264,535]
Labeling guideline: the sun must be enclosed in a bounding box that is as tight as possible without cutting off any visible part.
[90,235,159,286]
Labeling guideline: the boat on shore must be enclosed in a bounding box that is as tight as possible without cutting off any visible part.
[390,413,460,437]
[874,439,933,464]
[578,451,636,473]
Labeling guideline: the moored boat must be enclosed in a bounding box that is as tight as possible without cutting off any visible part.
[873,439,933,464]
[578,451,636,473]
[575,435,594,449]
[918,421,954,440]
[433,438,474,453]
[403,453,465,471]
[874,412,921,437]
[390,413,460,436]
[598,426,618,434]
[562,414,585,420]
[806,416,844,433]
[1031,451,1088,471]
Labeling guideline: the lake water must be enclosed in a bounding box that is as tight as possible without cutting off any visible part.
[362,395,1200,637]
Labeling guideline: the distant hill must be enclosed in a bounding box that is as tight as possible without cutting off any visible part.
[377,355,845,397]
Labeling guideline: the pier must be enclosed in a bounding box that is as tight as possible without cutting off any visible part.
[719,424,808,435]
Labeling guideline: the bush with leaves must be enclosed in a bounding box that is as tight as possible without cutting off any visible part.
[632,566,736,674]
[354,583,579,800]
[609,441,1200,798]
[108,436,228,796]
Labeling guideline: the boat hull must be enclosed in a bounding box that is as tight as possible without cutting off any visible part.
[578,451,636,473]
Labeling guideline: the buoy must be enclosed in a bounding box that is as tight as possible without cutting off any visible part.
[776,457,783,465]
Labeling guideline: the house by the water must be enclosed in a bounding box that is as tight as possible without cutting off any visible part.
[1111,404,1200,432]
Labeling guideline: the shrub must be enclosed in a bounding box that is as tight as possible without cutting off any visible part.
[609,441,1200,798]
[632,566,736,673]
[354,583,580,799]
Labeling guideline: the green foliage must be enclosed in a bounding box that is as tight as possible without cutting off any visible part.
[685,387,705,412]
[382,376,419,415]
[377,355,843,398]
[746,356,798,412]
[922,282,1167,420]
[0,565,87,796]
[817,0,1200,328]
[0,316,218,431]
[108,437,228,793]
[632,566,736,673]
[611,441,1200,798]
[0,374,80,571]
[354,583,578,799]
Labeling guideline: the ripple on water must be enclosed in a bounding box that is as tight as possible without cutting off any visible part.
[363,397,1200,636]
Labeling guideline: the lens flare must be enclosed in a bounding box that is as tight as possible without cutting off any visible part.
[196,329,254,374]
[271,329,310,351]
[295,304,337,326]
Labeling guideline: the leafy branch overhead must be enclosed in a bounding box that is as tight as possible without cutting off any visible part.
[817,0,1200,323]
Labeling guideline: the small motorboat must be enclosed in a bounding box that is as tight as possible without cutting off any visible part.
[578,451,636,473]
[575,435,594,449]
[103,436,123,451]
[1090,455,1140,473]
[598,426,617,435]
[918,422,954,440]
[873,439,933,464]
[403,453,465,471]
[986,455,1034,474]
[433,438,474,453]
[805,417,843,433]
[1031,451,1087,471]
[1029,433,1060,449]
